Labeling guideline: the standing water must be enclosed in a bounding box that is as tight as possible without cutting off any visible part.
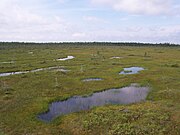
[119,67,144,75]
[56,56,75,61]
[37,84,149,122]
[0,66,67,77]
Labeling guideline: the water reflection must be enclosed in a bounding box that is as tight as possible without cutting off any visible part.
[38,84,149,122]
[57,56,75,61]
[0,66,67,77]
[119,67,144,75]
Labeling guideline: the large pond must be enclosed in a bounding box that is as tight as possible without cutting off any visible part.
[37,84,149,122]
[0,66,67,77]
[119,67,144,75]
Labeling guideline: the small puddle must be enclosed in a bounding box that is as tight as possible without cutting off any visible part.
[0,66,67,77]
[110,56,123,59]
[37,84,149,122]
[0,61,15,64]
[82,78,103,82]
[28,52,33,54]
[119,67,144,75]
[57,56,75,61]
[53,69,70,72]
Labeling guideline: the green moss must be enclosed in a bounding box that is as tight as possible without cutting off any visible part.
[60,102,178,135]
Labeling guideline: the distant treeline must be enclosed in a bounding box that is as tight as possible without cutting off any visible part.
[0,42,179,48]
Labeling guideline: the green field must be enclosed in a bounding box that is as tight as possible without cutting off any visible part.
[0,43,180,135]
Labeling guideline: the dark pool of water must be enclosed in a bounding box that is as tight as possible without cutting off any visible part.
[119,67,144,75]
[82,78,103,82]
[37,84,149,122]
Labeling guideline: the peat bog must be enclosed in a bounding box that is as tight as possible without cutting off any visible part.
[0,43,179,135]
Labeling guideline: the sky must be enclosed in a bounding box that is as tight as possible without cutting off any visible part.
[0,0,180,43]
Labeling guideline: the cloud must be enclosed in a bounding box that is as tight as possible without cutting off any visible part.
[71,25,180,43]
[91,0,172,15]
[0,0,180,43]
[0,0,45,25]
[0,0,73,42]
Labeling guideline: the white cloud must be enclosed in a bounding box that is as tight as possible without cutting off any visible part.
[0,0,179,43]
[0,0,45,25]
[72,25,180,43]
[91,0,172,15]
[0,0,73,42]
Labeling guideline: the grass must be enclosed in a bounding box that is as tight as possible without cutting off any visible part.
[0,44,180,135]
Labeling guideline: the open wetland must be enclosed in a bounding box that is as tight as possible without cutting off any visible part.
[0,43,180,135]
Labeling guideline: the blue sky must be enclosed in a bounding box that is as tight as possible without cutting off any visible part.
[0,0,180,43]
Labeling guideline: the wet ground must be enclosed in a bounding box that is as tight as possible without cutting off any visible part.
[0,66,67,77]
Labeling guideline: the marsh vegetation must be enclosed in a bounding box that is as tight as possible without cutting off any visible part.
[0,43,179,135]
